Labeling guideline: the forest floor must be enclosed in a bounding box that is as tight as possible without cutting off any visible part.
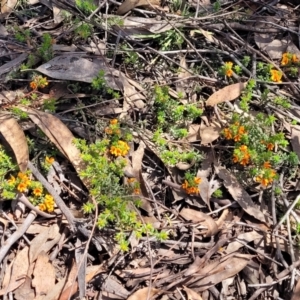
[1,0,300,299]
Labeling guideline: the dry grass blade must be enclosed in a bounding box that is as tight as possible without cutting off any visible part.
[0,113,28,172]
[206,82,247,107]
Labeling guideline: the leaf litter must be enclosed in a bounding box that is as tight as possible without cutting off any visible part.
[0,0,300,299]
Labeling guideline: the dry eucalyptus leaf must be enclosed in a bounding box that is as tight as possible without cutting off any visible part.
[190,254,252,291]
[122,17,182,34]
[292,277,300,300]
[198,177,221,211]
[180,208,218,237]
[0,113,28,172]
[183,286,203,300]
[117,0,160,15]
[32,251,55,299]
[226,231,262,254]
[9,246,29,289]
[291,125,300,160]
[1,0,17,13]
[29,227,51,263]
[20,107,87,186]
[215,164,267,223]
[206,82,247,106]
[187,124,201,142]
[200,121,222,145]
[127,287,160,300]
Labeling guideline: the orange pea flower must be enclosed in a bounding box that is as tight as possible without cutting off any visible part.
[270,70,282,83]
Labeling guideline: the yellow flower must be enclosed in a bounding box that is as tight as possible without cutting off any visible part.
[105,127,113,134]
[224,62,233,77]
[263,161,271,169]
[45,156,55,164]
[267,143,274,151]
[223,128,232,140]
[44,195,55,212]
[225,69,233,77]
[233,134,242,142]
[110,119,118,125]
[186,186,200,194]
[292,54,299,63]
[281,53,289,66]
[270,70,282,82]
[17,182,27,193]
[133,188,140,195]
[238,126,246,135]
[18,172,26,179]
[240,157,249,166]
[39,203,47,211]
[110,141,130,157]
[33,187,43,197]
[182,180,189,190]
[30,81,37,89]
[127,178,135,183]
[233,154,239,163]
[45,194,54,202]
[239,145,248,152]
[7,175,16,185]
[194,177,201,184]
[225,62,233,69]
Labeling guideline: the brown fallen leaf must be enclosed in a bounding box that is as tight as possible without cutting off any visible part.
[214,164,267,223]
[291,277,300,300]
[127,287,160,300]
[291,125,300,160]
[1,0,18,13]
[183,286,203,300]
[14,276,34,300]
[0,113,29,172]
[19,107,87,186]
[225,231,262,254]
[29,227,51,263]
[60,265,105,300]
[117,0,160,15]
[190,253,252,291]
[200,120,222,145]
[205,82,247,106]
[9,246,29,289]
[180,208,218,237]
[32,251,55,300]
[187,124,201,142]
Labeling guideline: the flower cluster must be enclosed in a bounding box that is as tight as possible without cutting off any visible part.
[4,171,56,213]
[105,119,121,136]
[233,145,251,166]
[270,70,282,83]
[182,176,201,195]
[30,75,48,90]
[223,62,233,77]
[127,178,141,195]
[223,122,247,142]
[14,172,31,193]
[261,140,274,151]
[38,194,55,212]
[110,140,130,157]
[255,161,277,187]
[281,52,299,66]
